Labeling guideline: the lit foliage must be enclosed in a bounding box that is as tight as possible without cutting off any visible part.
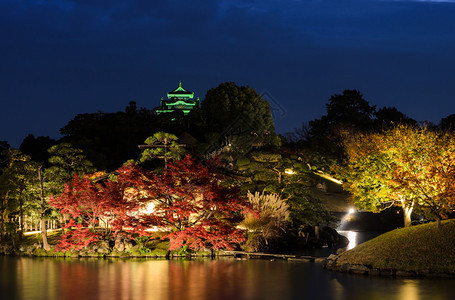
[235,151,336,228]
[341,125,455,227]
[49,174,131,251]
[50,155,250,251]
[241,191,289,251]
[138,132,185,166]
[0,149,36,240]
[119,155,251,250]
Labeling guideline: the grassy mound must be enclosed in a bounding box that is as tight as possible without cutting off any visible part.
[336,219,455,273]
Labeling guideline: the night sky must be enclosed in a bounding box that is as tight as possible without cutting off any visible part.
[2,0,455,148]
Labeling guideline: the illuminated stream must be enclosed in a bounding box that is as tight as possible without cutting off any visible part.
[337,230,358,250]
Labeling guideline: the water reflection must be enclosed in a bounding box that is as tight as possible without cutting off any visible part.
[400,280,418,300]
[1,256,453,300]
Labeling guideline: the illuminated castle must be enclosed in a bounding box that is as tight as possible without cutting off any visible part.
[156,81,199,115]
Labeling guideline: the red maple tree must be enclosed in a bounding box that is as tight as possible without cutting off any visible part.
[50,155,251,251]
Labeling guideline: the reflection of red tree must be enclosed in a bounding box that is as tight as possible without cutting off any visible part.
[18,258,296,300]
[167,260,260,300]
[57,261,102,300]
[56,260,136,300]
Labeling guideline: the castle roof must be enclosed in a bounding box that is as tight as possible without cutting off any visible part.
[167,81,194,99]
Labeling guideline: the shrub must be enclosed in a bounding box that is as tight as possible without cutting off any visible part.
[241,191,290,251]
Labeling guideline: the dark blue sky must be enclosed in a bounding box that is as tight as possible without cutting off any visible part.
[2,0,455,148]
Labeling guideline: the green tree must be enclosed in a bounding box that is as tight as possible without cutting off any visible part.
[47,143,95,187]
[201,82,278,151]
[234,151,335,232]
[0,149,33,242]
[36,143,95,249]
[138,132,185,168]
[44,143,96,227]
[0,144,95,248]
[202,82,275,133]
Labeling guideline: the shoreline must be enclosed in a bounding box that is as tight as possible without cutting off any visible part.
[0,245,327,262]
[323,254,455,278]
[3,245,455,278]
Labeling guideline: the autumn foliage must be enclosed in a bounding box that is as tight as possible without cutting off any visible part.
[50,155,251,251]
[341,125,455,227]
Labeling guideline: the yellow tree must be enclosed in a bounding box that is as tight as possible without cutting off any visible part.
[342,125,455,227]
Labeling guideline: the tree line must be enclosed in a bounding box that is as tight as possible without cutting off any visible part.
[1,82,455,253]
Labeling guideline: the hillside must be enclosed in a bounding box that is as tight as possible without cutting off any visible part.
[327,220,455,275]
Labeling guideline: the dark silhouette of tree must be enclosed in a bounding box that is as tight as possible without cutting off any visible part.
[60,102,160,171]
[19,134,57,166]
[439,114,455,131]
[0,141,11,171]
[301,90,377,165]
[374,107,417,129]
[0,141,9,152]
[202,82,275,134]
[309,90,376,138]
[201,82,278,151]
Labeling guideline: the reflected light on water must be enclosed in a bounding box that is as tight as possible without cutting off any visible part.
[331,278,346,300]
[3,256,455,300]
[400,280,419,300]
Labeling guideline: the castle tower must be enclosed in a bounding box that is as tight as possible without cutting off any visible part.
[156,81,199,115]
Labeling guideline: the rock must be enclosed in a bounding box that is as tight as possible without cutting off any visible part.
[323,260,334,269]
[369,268,381,276]
[113,235,123,251]
[416,269,431,277]
[348,264,370,275]
[396,270,417,277]
[97,241,110,254]
[340,263,351,272]
[314,258,327,263]
[380,269,395,276]
[124,242,133,252]
[427,272,455,278]
[327,254,338,260]
[322,227,349,247]
[99,240,109,249]
[130,249,142,257]
[288,258,313,262]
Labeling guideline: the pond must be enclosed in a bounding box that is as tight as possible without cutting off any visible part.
[1,255,454,300]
